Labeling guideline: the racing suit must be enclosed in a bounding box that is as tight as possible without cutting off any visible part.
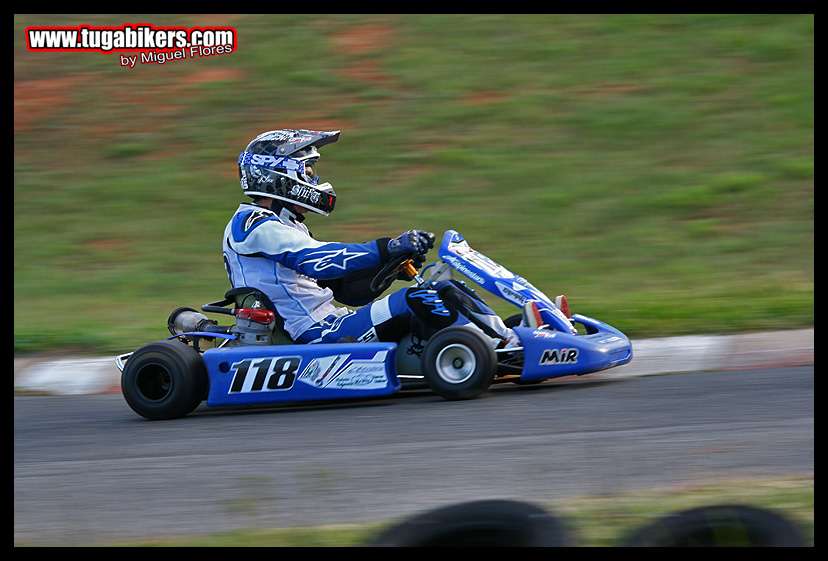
[222,202,511,345]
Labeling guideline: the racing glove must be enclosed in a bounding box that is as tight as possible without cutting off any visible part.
[387,230,435,258]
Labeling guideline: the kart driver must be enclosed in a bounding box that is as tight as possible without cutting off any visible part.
[223,129,520,349]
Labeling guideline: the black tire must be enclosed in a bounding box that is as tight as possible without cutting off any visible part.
[421,326,496,400]
[620,504,806,547]
[504,313,522,328]
[121,340,208,420]
[369,499,575,546]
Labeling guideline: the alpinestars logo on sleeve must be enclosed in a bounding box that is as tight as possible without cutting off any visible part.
[302,248,369,271]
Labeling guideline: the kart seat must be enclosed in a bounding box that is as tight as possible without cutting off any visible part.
[224,287,294,345]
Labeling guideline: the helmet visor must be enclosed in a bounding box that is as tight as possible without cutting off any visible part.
[302,159,320,185]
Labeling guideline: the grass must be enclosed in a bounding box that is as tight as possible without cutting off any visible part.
[74,475,812,546]
[13,15,813,354]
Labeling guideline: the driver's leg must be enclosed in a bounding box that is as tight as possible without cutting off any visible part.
[401,280,519,348]
[296,289,413,344]
[297,281,519,347]
[296,282,463,345]
[431,280,520,347]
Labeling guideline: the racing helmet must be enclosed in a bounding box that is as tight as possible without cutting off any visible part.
[238,129,341,215]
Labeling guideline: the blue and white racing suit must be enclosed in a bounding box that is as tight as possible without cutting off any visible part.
[222,203,507,345]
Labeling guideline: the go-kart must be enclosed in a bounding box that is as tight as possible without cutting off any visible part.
[116,230,632,419]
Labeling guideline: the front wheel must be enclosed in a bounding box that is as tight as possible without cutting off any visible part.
[421,327,497,400]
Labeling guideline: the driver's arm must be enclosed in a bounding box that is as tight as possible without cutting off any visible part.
[316,263,389,307]
[230,218,391,280]
[318,230,436,306]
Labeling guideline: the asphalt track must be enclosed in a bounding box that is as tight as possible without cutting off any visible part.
[15,366,813,545]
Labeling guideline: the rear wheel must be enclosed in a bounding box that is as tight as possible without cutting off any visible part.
[121,340,207,420]
[421,327,496,400]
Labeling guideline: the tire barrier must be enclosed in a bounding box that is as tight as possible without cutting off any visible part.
[369,499,575,547]
[619,504,807,547]
[368,500,806,547]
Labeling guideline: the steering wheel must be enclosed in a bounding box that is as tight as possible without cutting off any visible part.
[369,255,420,293]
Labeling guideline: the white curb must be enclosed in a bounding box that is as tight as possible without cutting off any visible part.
[20,357,122,395]
[612,334,729,379]
[14,328,813,396]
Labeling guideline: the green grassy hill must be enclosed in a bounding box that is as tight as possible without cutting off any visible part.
[14,15,813,353]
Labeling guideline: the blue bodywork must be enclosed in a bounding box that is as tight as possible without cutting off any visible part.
[437,230,633,382]
[438,230,557,310]
[160,229,631,408]
[514,317,632,381]
[201,342,399,407]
